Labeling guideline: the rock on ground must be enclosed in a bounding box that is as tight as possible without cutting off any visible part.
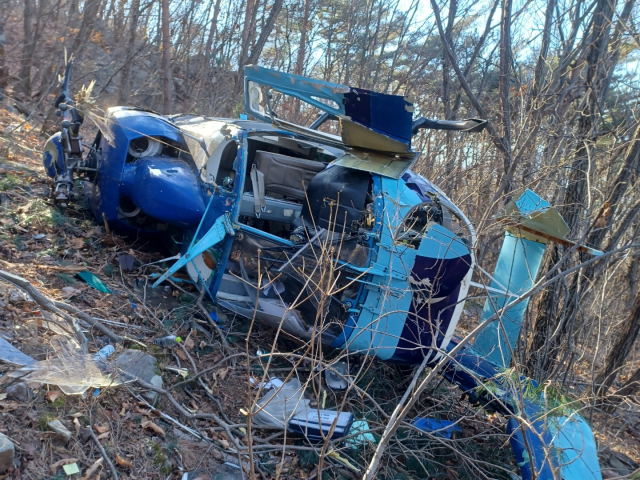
[47,419,72,443]
[0,433,15,472]
[115,349,163,402]
[4,382,28,402]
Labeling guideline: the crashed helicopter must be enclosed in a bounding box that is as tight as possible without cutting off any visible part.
[43,61,604,480]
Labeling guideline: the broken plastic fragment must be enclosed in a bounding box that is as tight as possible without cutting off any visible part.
[252,378,310,429]
[62,463,80,475]
[0,337,36,366]
[76,271,112,293]
[325,361,349,390]
[117,253,135,271]
[412,417,461,439]
[346,420,377,446]
[10,353,124,395]
[93,345,115,363]
[250,376,283,390]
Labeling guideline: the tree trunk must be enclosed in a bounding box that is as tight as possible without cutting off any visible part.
[245,0,284,67]
[596,291,640,395]
[69,0,80,17]
[498,0,512,181]
[527,0,556,114]
[442,0,457,190]
[233,0,283,99]
[587,122,640,249]
[292,0,313,120]
[197,0,222,99]
[239,0,257,70]
[70,0,103,58]
[295,0,312,76]
[0,0,7,93]
[161,0,173,114]
[610,367,640,404]
[119,0,141,104]
[527,0,615,376]
[19,0,34,98]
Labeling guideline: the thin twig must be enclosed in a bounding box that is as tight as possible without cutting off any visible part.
[88,424,119,479]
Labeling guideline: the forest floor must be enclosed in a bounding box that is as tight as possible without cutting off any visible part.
[0,103,639,480]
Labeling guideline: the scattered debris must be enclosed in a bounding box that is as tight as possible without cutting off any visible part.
[288,410,354,441]
[10,335,126,395]
[62,462,80,475]
[250,376,283,389]
[153,334,182,347]
[114,349,163,402]
[49,457,79,475]
[324,361,349,390]
[252,379,310,429]
[346,420,377,446]
[93,344,115,362]
[0,337,36,366]
[117,253,135,271]
[76,271,112,293]
[412,417,462,439]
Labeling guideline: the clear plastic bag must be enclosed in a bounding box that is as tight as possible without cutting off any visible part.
[9,335,128,395]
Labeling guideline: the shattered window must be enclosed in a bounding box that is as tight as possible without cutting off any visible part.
[397,201,472,249]
[246,81,340,135]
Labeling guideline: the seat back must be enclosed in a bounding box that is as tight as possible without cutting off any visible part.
[254,151,327,200]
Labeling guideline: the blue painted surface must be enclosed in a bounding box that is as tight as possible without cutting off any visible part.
[343,177,420,359]
[474,233,546,367]
[416,223,471,260]
[550,416,603,480]
[121,156,206,227]
[412,417,461,439]
[87,108,187,234]
[442,338,602,480]
[153,212,231,287]
[188,131,246,297]
[507,416,557,479]
[341,172,473,362]
[343,87,413,144]
[515,189,551,215]
[43,132,65,178]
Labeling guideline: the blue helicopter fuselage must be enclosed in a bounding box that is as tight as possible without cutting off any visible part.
[44,106,475,365]
[41,63,604,479]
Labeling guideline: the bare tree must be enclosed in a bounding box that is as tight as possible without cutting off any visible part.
[161,0,173,113]
[0,0,7,93]
[19,0,35,97]
[596,289,640,395]
[119,0,141,104]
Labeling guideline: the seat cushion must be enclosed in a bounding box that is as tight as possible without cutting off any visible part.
[254,151,327,200]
